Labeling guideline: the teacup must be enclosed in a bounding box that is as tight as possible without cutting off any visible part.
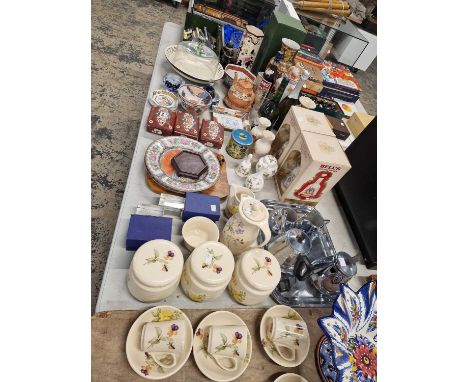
[266,317,308,362]
[206,325,248,371]
[140,319,185,368]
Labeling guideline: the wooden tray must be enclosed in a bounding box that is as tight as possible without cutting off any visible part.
[92,307,330,382]
[145,153,229,199]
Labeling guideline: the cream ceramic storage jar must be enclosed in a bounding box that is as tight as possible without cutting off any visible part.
[228,248,281,305]
[127,240,184,302]
[181,241,235,302]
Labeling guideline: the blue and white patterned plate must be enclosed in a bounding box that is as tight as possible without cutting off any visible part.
[318,282,377,382]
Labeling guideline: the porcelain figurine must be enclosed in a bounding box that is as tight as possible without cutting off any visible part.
[226,185,255,218]
[224,72,255,111]
[235,154,253,178]
[253,130,275,161]
[256,155,278,178]
[221,196,271,255]
[245,170,265,193]
[250,117,271,141]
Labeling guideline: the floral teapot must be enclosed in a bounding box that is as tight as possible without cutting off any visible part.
[225,72,255,111]
[221,196,271,256]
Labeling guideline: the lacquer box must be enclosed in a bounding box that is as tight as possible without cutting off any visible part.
[199,119,224,149]
[173,111,200,140]
[146,106,176,136]
[126,214,173,251]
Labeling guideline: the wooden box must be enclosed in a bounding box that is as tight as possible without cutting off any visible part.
[346,112,375,138]
[173,111,200,140]
[199,119,224,149]
[271,106,335,167]
[146,106,176,136]
[275,129,351,205]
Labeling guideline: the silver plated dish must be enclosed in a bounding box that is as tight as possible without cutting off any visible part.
[145,136,220,194]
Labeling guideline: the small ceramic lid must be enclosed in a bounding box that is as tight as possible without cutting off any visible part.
[190,241,235,286]
[132,240,184,288]
[239,197,268,223]
[231,129,253,146]
[239,249,281,291]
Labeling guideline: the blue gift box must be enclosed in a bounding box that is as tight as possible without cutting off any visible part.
[182,192,221,222]
[126,214,172,251]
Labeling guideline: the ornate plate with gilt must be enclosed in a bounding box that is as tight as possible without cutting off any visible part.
[145,136,220,193]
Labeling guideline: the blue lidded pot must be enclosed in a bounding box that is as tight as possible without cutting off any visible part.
[226,129,253,159]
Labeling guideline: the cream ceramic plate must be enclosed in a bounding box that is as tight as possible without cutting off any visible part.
[274,373,308,382]
[260,305,310,368]
[165,45,224,84]
[126,305,193,380]
[193,311,252,382]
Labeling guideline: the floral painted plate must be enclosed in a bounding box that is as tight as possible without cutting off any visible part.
[145,136,221,194]
[193,311,252,382]
[125,305,193,380]
[318,282,377,382]
[259,305,311,368]
[315,336,338,382]
[148,89,178,111]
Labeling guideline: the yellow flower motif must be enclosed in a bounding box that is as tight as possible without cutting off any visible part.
[158,308,174,321]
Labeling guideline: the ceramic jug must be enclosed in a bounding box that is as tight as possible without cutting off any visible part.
[250,117,271,141]
[221,196,271,255]
[225,185,255,218]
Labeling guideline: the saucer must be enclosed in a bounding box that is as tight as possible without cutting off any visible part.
[193,311,252,382]
[259,305,310,368]
[126,305,193,380]
[315,336,337,382]
[148,89,178,111]
[274,373,309,382]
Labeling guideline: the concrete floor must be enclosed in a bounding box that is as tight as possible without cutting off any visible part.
[91,0,377,313]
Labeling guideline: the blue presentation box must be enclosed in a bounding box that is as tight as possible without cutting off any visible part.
[182,192,221,222]
[126,214,172,251]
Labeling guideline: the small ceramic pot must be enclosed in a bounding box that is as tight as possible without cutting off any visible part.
[256,155,278,178]
[178,84,212,115]
[182,216,219,252]
[127,240,184,302]
[245,171,265,193]
[226,129,254,159]
[250,117,271,141]
[254,130,275,158]
[162,73,185,93]
[235,154,253,178]
[228,248,281,305]
[181,241,235,302]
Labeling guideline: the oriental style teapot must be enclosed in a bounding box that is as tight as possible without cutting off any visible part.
[224,72,255,111]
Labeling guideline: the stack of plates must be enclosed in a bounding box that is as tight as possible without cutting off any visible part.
[145,136,221,194]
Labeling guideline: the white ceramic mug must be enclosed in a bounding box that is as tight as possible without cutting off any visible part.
[206,325,248,371]
[266,317,308,362]
[140,320,185,368]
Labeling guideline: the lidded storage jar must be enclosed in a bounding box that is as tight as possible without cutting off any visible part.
[228,248,281,305]
[181,241,235,303]
[127,240,184,302]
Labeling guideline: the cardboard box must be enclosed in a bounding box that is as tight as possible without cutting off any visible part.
[271,106,335,167]
[183,192,220,222]
[274,129,351,205]
[346,112,375,138]
[325,115,350,141]
[126,215,172,251]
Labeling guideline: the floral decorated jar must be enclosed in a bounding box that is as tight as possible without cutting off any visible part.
[226,129,253,159]
[228,248,281,305]
[127,240,184,302]
[181,241,235,302]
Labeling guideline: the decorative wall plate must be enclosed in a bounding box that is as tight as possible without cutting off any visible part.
[193,311,252,382]
[145,136,220,193]
[316,336,338,382]
[126,305,193,380]
[318,282,377,382]
[165,45,224,84]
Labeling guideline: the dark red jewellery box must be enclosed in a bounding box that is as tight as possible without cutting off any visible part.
[199,119,224,149]
[173,111,200,140]
[146,106,176,136]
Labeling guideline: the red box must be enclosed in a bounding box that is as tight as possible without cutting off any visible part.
[199,119,224,149]
[146,106,176,136]
[173,111,200,140]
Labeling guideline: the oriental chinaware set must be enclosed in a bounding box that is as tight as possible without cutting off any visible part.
[124,31,375,382]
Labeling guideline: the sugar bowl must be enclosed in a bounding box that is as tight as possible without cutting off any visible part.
[181,241,235,302]
[228,248,281,305]
[127,240,184,302]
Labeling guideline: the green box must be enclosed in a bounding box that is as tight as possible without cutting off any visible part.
[251,10,307,75]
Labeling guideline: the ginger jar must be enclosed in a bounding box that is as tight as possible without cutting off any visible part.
[228,248,281,305]
[181,241,235,302]
[127,240,184,302]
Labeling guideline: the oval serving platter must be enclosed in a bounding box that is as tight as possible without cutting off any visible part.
[145,136,221,194]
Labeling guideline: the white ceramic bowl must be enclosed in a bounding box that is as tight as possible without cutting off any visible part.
[274,373,308,382]
[182,216,219,251]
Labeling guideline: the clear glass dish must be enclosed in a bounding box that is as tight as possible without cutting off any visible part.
[173,41,219,82]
